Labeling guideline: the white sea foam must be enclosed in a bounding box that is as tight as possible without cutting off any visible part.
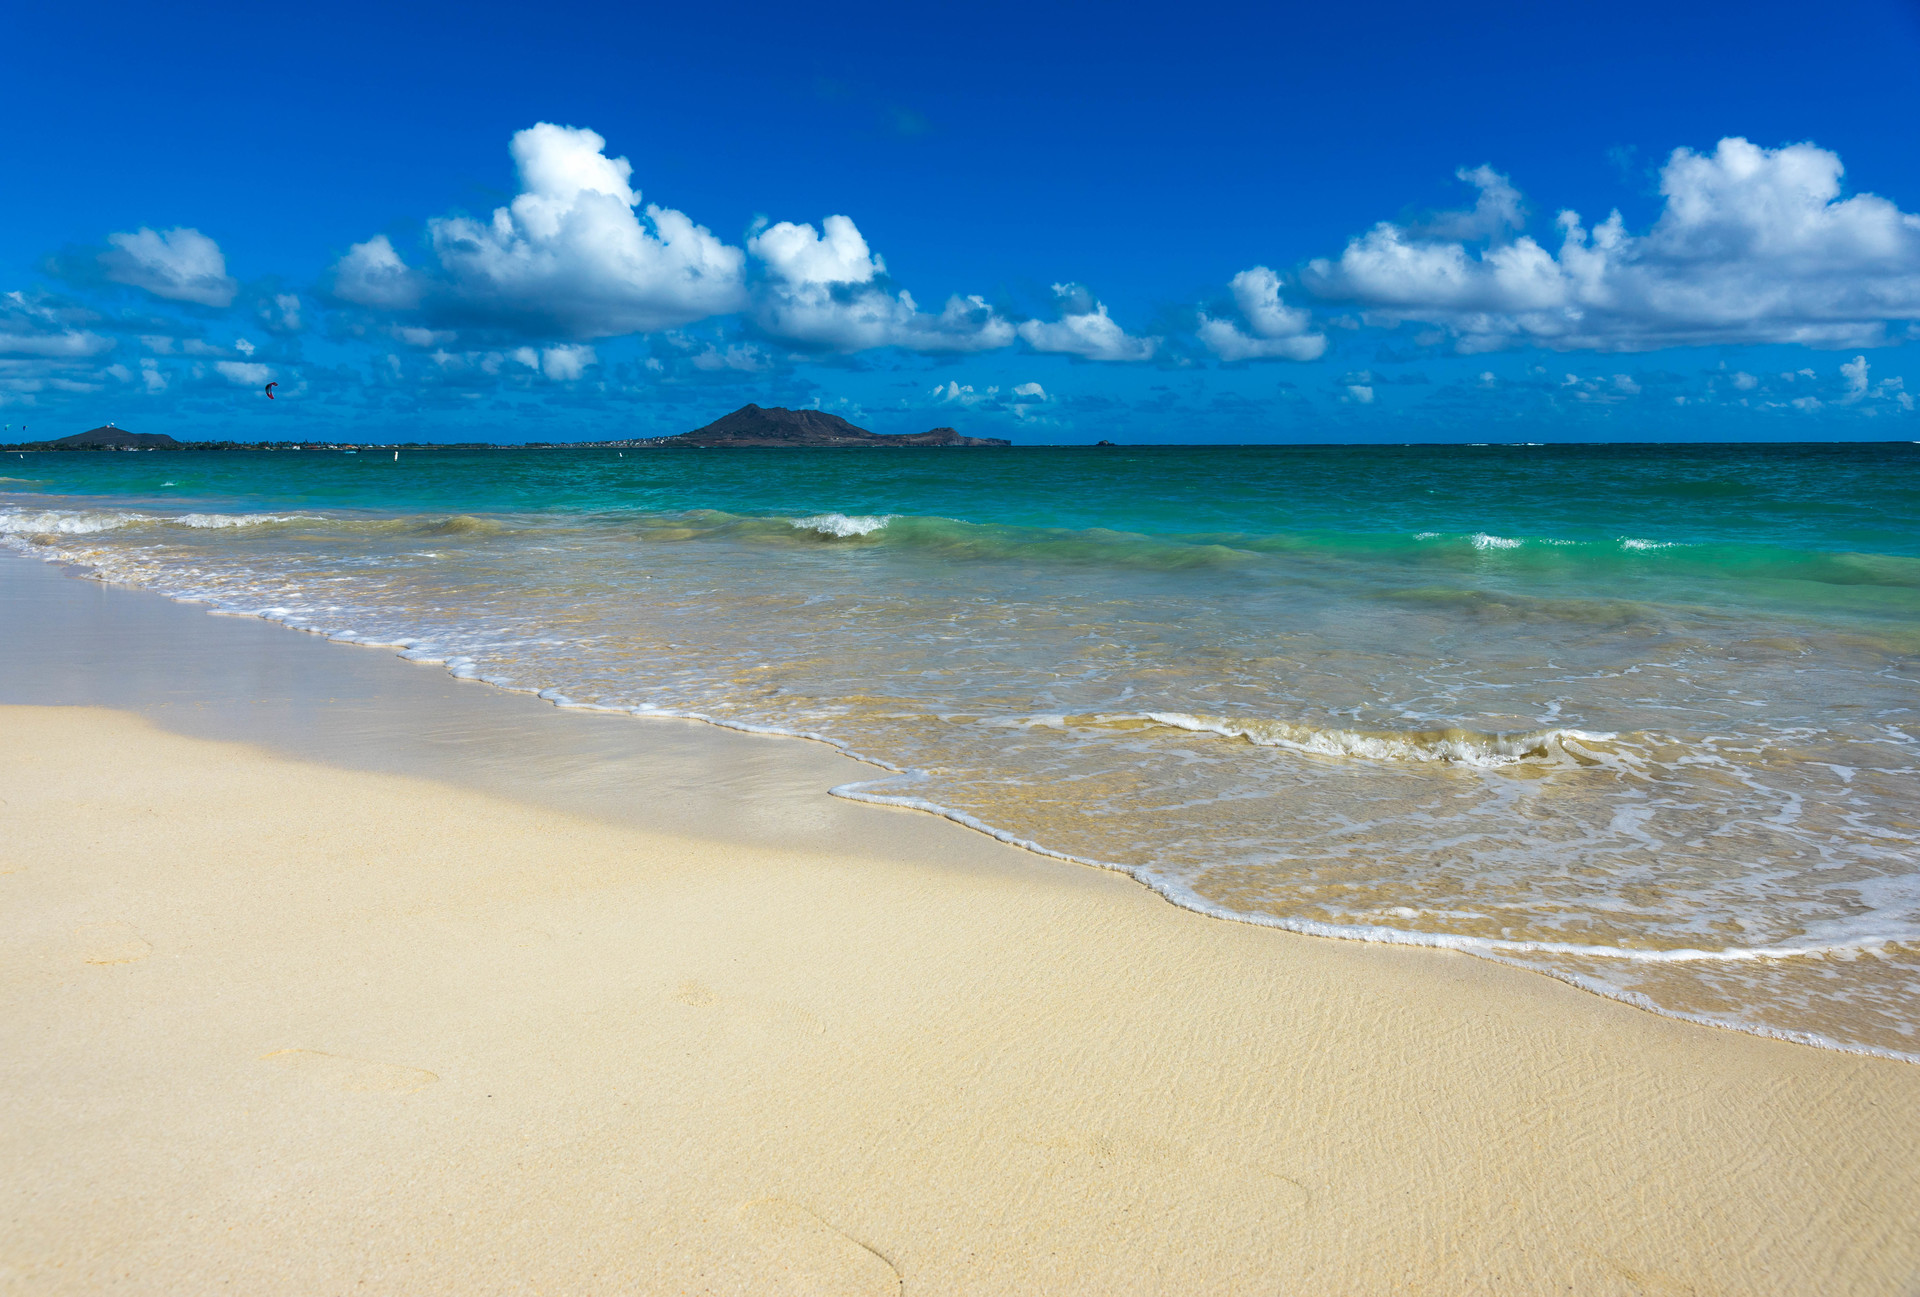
[1469,532,1523,550]
[1129,711,1613,768]
[0,507,316,534]
[0,508,149,534]
[791,512,893,538]
[1620,536,1677,551]
[173,512,316,528]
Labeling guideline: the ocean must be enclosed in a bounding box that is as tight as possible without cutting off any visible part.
[5,441,1917,1058]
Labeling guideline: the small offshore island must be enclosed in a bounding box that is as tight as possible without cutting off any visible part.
[1,406,1011,453]
[563,404,1011,448]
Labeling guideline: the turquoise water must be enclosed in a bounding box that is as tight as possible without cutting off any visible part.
[5,442,1918,1056]
[7,442,1917,557]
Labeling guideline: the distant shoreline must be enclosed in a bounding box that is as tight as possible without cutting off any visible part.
[7,439,1917,453]
[3,404,1011,453]
[0,440,1021,452]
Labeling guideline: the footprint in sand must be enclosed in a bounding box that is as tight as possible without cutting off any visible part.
[74,921,151,965]
[260,1049,440,1095]
[739,1197,900,1297]
[673,980,825,1035]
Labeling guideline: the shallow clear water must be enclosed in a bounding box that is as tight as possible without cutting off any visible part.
[5,443,1917,1057]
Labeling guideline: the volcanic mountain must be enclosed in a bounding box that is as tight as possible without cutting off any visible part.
[659,405,1010,448]
[19,426,183,451]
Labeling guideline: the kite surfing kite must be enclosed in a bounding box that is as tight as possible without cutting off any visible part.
[264,382,278,400]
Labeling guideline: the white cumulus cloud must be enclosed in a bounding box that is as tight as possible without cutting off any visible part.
[752,214,883,285]
[1835,354,1913,409]
[333,124,745,337]
[1841,355,1870,401]
[538,343,596,380]
[331,126,1012,356]
[258,292,303,333]
[1418,165,1527,241]
[335,235,424,310]
[101,228,238,307]
[214,360,272,385]
[926,379,1053,421]
[0,309,113,361]
[1302,138,1920,352]
[1198,266,1327,361]
[1017,284,1159,361]
[930,380,994,406]
[748,215,1013,352]
[510,344,598,380]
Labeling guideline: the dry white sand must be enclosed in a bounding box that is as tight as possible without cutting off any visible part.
[4,703,1918,1295]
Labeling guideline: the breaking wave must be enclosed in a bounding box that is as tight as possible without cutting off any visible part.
[0,507,318,535]
[791,512,894,538]
[1102,712,1617,768]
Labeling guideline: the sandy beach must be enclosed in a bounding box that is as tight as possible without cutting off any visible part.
[3,556,1919,1294]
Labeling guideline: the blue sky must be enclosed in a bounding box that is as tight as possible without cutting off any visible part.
[4,0,1919,444]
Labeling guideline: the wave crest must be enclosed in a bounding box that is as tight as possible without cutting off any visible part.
[791,512,893,538]
[0,507,317,535]
[173,512,319,529]
[1117,711,1615,768]
[0,508,148,534]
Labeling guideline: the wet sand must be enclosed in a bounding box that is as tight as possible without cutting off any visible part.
[3,553,1918,1294]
